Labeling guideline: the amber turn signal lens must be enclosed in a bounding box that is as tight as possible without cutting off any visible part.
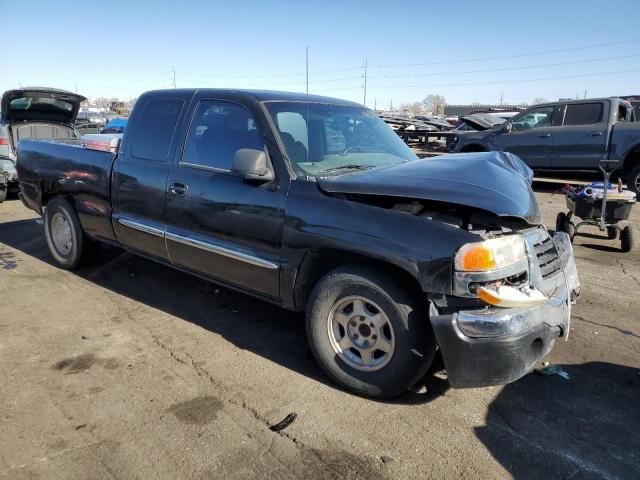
[477,287,501,306]
[460,245,495,271]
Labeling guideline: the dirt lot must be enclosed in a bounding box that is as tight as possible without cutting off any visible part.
[0,186,638,480]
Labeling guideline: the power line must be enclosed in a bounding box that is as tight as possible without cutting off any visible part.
[369,39,640,69]
[368,53,640,79]
[174,65,362,80]
[368,68,640,89]
[174,75,361,87]
[363,58,368,106]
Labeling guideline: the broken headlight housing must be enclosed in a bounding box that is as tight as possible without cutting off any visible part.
[453,235,547,308]
[455,235,526,272]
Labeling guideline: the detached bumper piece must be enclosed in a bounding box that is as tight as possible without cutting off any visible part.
[433,231,579,388]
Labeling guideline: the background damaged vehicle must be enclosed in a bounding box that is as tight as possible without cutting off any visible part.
[0,88,85,196]
[451,97,640,194]
[17,89,579,398]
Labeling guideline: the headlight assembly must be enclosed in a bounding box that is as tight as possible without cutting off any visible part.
[455,235,526,272]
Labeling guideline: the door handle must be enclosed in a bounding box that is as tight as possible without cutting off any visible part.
[169,182,188,197]
[589,131,603,136]
[537,133,551,138]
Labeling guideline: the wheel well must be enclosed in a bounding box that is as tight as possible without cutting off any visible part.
[41,191,76,212]
[460,144,486,153]
[623,146,640,173]
[293,249,423,311]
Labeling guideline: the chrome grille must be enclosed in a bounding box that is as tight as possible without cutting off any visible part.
[533,235,562,279]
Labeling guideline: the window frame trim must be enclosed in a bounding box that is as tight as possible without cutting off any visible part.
[178,98,266,174]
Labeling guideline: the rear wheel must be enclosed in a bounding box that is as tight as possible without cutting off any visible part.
[627,165,640,195]
[621,225,636,252]
[306,266,436,398]
[44,196,98,269]
[607,227,618,240]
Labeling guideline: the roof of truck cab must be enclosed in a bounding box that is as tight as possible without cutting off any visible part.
[534,98,618,108]
[144,88,363,106]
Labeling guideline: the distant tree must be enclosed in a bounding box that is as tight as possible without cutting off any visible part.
[422,94,446,115]
[93,97,119,112]
[532,97,549,105]
[399,101,423,116]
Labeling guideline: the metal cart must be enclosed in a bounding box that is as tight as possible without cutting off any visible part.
[556,160,637,252]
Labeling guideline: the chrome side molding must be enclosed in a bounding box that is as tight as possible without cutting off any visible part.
[165,231,278,270]
[118,217,165,238]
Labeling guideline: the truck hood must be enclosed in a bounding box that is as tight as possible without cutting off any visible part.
[1,88,86,124]
[459,113,506,131]
[317,151,540,224]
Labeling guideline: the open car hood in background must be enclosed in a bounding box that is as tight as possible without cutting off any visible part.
[317,151,540,224]
[459,113,506,131]
[1,88,86,124]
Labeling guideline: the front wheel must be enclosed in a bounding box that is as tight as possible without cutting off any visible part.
[44,196,98,269]
[306,266,436,398]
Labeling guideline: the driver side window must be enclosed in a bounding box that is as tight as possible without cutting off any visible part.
[512,106,556,132]
[182,100,264,172]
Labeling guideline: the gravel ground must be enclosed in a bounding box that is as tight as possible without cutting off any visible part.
[0,185,638,480]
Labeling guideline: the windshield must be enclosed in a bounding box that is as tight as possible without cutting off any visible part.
[265,101,418,176]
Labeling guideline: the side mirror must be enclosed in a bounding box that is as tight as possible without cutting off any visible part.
[232,148,274,183]
[501,121,513,134]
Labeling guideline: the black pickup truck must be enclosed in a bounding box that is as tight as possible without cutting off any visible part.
[452,97,640,193]
[17,89,580,398]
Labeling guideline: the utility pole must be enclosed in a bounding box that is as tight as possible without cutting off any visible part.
[390,99,393,112]
[305,47,309,97]
[74,82,78,93]
[374,98,377,111]
[499,92,504,106]
[171,66,176,89]
[584,89,588,99]
[362,58,368,107]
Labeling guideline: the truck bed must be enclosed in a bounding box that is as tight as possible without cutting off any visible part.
[18,139,117,242]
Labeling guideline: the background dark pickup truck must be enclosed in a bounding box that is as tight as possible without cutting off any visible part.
[17,88,579,398]
[452,97,640,193]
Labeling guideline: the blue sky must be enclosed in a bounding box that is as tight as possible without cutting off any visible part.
[1,0,638,107]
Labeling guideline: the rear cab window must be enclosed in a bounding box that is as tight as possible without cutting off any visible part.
[562,103,604,126]
[130,98,184,162]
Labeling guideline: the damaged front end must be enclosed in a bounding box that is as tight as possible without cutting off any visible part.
[432,226,580,388]
[347,194,580,388]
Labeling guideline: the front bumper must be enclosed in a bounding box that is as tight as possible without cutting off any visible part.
[432,232,579,388]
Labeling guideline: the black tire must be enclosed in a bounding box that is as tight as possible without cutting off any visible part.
[44,196,98,269]
[621,225,636,253]
[627,165,640,196]
[306,265,436,398]
[607,227,618,240]
[566,222,576,242]
[555,212,568,234]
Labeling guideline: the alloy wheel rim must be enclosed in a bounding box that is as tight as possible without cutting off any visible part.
[327,295,395,372]
[51,212,73,256]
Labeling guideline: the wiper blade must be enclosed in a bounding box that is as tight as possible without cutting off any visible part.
[321,164,374,174]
